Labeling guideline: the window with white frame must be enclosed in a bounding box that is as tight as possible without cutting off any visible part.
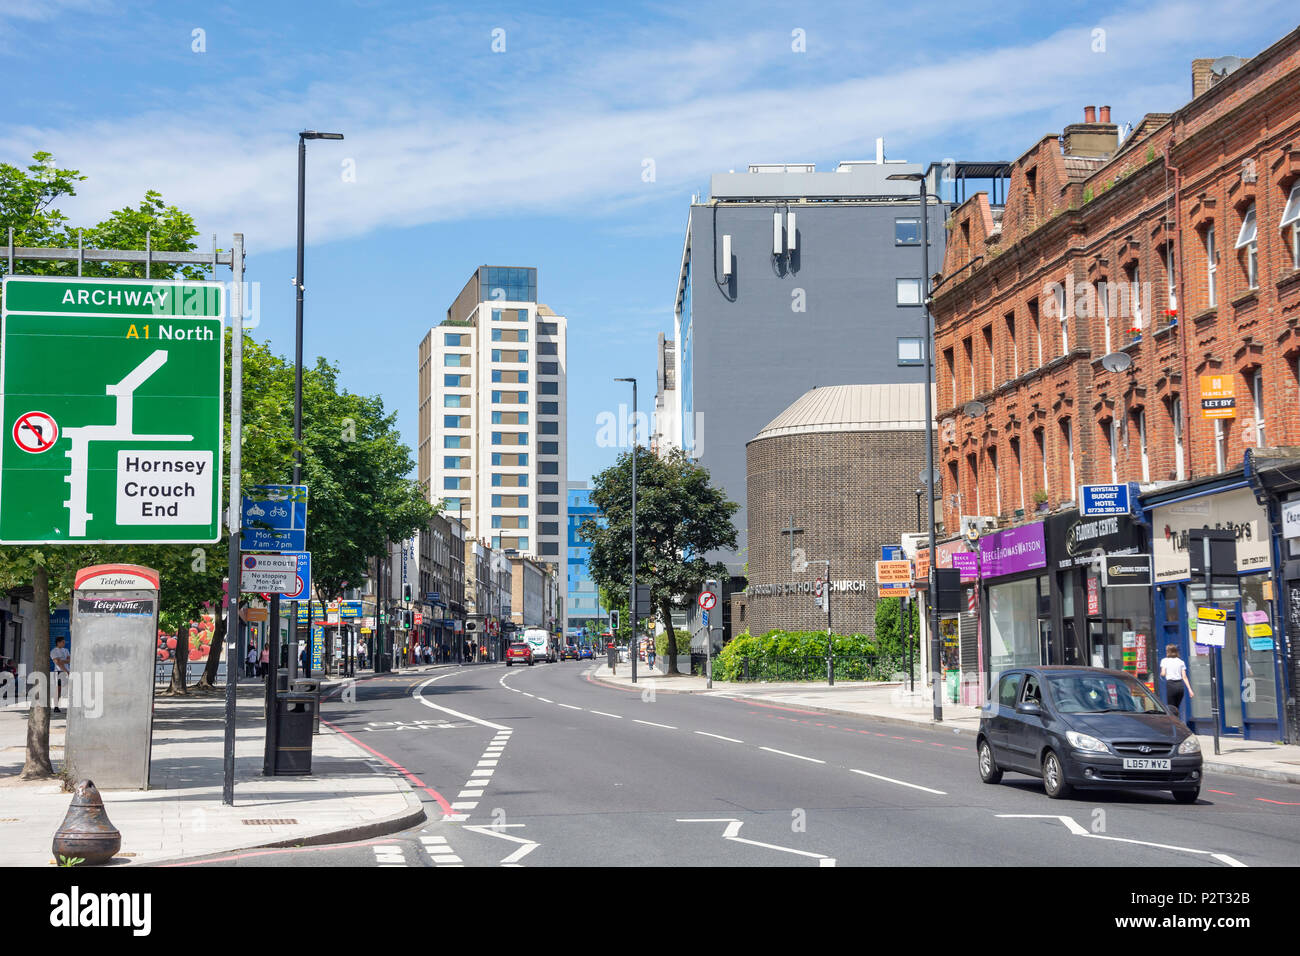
[1034,427,1047,495]
[1062,418,1076,495]
[1055,284,1068,353]
[1125,263,1141,332]
[989,445,1001,515]
[1134,408,1149,482]
[1205,223,1217,307]
[1236,203,1258,290]
[1106,418,1119,483]
[1251,368,1265,446]
[1098,279,1112,353]
[1282,181,1300,270]
[1162,244,1177,316]
[1171,397,1185,480]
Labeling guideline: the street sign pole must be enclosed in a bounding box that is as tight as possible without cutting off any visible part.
[1202,536,1222,757]
[221,234,245,806]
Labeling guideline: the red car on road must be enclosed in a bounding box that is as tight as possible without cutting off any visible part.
[506,642,533,666]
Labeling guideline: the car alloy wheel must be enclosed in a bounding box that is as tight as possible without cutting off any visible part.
[1042,750,1072,799]
[978,739,1003,784]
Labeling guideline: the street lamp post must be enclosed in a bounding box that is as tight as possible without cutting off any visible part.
[615,377,637,684]
[291,130,343,683]
[890,170,943,722]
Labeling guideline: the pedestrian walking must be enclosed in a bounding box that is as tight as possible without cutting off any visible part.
[1160,644,1194,714]
[647,642,656,669]
[259,643,270,677]
[49,636,70,713]
[245,641,258,679]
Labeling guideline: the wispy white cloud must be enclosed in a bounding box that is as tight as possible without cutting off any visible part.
[0,0,1293,252]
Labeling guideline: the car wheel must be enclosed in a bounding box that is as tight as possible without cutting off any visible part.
[1172,788,1200,804]
[506,662,512,667]
[1042,749,1073,799]
[978,738,1003,784]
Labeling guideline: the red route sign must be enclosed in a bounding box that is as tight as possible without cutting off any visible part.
[12,411,57,453]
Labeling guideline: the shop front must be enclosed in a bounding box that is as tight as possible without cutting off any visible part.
[1146,478,1286,742]
[978,521,1049,695]
[1046,510,1153,683]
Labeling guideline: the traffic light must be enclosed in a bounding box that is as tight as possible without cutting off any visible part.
[610,609,620,631]
[402,582,412,603]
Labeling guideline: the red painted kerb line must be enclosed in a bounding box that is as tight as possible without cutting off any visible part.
[320,716,453,815]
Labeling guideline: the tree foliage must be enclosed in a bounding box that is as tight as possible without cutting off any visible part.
[580,447,737,674]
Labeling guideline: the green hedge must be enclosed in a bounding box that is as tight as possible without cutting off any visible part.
[713,629,908,682]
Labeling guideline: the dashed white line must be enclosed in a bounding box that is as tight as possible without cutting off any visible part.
[849,769,947,795]
[590,710,623,719]
[557,702,582,710]
[459,789,484,798]
[537,697,554,703]
[634,719,677,730]
[694,731,744,743]
[759,746,825,764]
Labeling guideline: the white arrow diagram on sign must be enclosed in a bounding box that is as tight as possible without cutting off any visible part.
[62,350,192,536]
[677,818,836,866]
[462,824,539,865]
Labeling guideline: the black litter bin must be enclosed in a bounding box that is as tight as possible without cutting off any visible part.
[292,677,322,735]
[264,667,292,719]
[270,693,314,775]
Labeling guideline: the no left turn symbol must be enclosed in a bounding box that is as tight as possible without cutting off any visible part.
[12,411,58,453]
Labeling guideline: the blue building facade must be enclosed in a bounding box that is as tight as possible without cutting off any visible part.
[567,481,602,638]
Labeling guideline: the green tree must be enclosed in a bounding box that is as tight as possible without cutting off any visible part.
[581,448,737,675]
[873,596,919,657]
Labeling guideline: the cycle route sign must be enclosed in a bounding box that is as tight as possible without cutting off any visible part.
[0,276,225,544]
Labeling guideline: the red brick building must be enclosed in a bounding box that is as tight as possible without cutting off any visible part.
[933,32,1300,526]
[927,29,1300,743]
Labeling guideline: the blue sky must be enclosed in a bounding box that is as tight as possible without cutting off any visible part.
[2,0,1296,485]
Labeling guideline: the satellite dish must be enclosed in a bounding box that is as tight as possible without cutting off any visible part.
[918,468,940,485]
[1210,56,1246,78]
[1100,352,1133,373]
[962,401,988,418]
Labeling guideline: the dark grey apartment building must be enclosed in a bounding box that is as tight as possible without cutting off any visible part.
[659,157,954,582]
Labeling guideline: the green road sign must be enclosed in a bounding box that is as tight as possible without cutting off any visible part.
[1,277,225,544]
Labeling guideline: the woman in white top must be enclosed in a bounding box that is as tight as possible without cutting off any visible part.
[1160,644,1194,712]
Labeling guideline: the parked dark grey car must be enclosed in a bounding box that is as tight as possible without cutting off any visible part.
[977,666,1203,803]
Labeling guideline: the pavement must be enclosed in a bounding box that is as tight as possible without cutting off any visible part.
[0,663,454,867]
[591,661,1300,785]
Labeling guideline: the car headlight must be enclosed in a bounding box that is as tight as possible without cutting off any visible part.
[1178,735,1201,755]
[1066,730,1108,753]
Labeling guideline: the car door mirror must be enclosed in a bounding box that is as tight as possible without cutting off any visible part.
[1166,703,1180,717]
[1015,700,1042,716]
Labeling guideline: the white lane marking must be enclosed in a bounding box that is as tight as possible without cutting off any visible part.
[759,746,825,764]
[477,759,498,767]
[694,731,743,743]
[459,789,484,798]
[677,818,834,866]
[634,719,677,730]
[557,703,582,711]
[523,693,536,698]
[414,673,511,731]
[589,710,623,719]
[463,825,541,865]
[373,845,406,867]
[996,815,1247,867]
[537,697,553,703]
[849,768,947,795]
[421,835,447,845]
[451,801,478,810]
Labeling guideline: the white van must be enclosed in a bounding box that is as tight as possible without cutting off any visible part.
[521,627,556,663]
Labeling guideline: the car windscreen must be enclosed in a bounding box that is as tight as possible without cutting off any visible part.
[1046,674,1166,715]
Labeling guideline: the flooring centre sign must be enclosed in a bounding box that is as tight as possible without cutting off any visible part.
[0,277,224,544]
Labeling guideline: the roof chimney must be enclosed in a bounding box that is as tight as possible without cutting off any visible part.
[1063,106,1119,160]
